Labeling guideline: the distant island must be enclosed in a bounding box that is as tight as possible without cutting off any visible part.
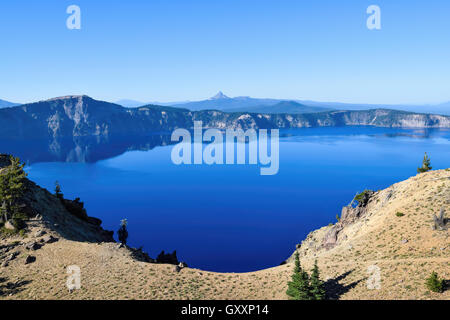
[0,95,449,140]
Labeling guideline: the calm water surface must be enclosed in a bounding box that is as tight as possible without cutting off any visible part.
[2,127,449,272]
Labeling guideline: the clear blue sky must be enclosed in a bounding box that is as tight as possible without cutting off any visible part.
[1,0,449,104]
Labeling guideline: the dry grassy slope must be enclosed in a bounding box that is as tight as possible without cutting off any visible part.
[1,169,449,300]
[291,168,449,300]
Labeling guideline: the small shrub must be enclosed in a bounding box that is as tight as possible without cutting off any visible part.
[354,190,370,202]
[396,212,405,217]
[0,226,18,237]
[425,272,444,293]
[417,152,432,173]
[55,181,64,200]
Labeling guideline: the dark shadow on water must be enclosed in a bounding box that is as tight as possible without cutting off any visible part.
[324,269,363,300]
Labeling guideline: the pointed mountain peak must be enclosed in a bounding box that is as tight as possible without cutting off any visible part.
[209,91,230,100]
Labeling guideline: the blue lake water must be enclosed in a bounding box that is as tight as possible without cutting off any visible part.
[2,127,449,272]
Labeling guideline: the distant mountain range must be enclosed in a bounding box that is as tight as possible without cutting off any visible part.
[116,91,330,114]
[115,92,450,115]
[0,99,18,108]
[1,95,449,140]
[169,92,333,114]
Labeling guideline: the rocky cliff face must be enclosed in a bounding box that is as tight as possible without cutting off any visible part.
[0,96,449,140]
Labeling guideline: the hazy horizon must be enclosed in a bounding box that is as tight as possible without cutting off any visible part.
[4,92,450,107]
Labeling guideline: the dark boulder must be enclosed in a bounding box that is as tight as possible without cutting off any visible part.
[24,255,36,264]
[42,235,58,244]
[25,241,41,251]
[156,250,179,265]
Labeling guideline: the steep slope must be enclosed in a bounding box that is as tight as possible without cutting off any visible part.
[0,155,114,243]
[287,169,449,299]
[0,96,192,139]
[1,165,448,300]
[1,96,450,140]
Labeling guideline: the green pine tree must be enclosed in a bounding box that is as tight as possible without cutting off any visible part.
[425,271,444,293]
[0,156,27,222]
[286,252,311,300]
[310,260,326,300]
[55,181,64,200]
[417,152,432,173]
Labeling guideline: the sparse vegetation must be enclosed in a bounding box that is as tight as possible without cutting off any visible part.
[396,212,405,217]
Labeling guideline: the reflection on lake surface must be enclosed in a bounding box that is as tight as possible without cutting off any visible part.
[0,126,449,272]
[0,134,175,164]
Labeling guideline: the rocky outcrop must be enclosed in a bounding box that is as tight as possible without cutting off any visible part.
[322,190,375,249]
[129,246,155,263]
[156,250,179,265]
[286,189,379,263]
[0,96,449,140]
